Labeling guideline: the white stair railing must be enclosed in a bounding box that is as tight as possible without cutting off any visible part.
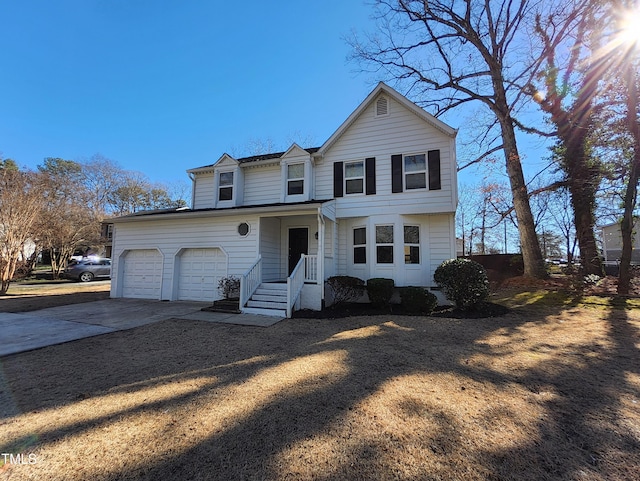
[304,254,318,282]
[287,254,306,317]
[240,255,262,309]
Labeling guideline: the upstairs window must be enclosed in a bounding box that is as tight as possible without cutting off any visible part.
[353,227,367,264]
[404,154,426,190]
[345,161,364,194]
[287,163,304,195]
[392,150,441,193]
[218,171,233,201]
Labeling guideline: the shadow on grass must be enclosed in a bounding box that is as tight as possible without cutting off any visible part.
[0,291,110,313]
[1,291,638,480]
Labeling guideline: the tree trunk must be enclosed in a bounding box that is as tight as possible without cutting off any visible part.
[498,116,547,278]
[537,71,604,277]
[0,255,18,295]
[563,137,604,277]
[618,68,640,295]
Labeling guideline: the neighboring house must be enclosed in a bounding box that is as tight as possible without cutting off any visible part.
[109,82,458,316]
[100,222,113,259]
[600,221,640,265]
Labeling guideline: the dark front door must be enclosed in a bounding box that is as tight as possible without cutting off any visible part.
[288,227,308,275]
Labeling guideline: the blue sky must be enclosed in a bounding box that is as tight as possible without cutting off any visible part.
[0,0,383,184]
[0,0,550,188]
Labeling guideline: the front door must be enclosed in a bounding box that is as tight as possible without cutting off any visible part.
[288,227,309,275]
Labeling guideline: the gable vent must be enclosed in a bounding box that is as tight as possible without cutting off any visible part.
[375,96,388,116]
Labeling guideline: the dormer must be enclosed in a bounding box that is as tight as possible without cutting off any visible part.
[212,154,244,208]
[280,143,313,203]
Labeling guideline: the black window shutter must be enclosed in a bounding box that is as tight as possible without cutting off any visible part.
[365,157,376,195]
[391,154,403,193]
[428,150,441,190]
[333,162,344,197]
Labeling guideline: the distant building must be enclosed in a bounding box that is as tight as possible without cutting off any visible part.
[600,221,640,265]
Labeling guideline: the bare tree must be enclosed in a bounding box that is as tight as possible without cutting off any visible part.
[529,0,607,276]
[609,0,640,293]
[37,158,102,278]
[81,154,127,216]
[37,203,101,278]
[0,166,46,294]
[547,188,579,263]
[350,0,546,277]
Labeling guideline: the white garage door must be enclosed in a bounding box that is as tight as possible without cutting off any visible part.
[177,248,227,301]
[122,249,163,299]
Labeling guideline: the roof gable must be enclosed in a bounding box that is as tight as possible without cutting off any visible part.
[186,153,238,174]
[215,153,239,168]
[316,82,457,157]
[281,143,311,161]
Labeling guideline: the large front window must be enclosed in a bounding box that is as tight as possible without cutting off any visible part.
[404,225,420,264]
[345,161,364,194]
[218,172,233,201]
[353,227,366,264]
[376,225,394,264]
[287,163,304,195]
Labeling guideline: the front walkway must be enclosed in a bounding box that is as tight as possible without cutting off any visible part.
[0,298,283,357]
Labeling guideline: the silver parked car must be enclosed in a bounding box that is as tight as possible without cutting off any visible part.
[65,258,111,282]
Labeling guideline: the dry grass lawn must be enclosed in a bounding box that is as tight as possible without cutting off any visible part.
[1,289,639,480]
[0,281,110,312]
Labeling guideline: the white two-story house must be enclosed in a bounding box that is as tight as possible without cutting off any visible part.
[109,82,458,316]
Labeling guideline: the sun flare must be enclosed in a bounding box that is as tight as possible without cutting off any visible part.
[617,4,640,49]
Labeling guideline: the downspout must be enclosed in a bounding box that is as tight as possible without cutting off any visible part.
[318,207,325,304]
[188,172,196,208]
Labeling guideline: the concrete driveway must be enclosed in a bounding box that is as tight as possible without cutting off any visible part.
[0,298,283,357]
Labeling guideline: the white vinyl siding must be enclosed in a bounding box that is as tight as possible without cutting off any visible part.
[428,214,456,285]
[244,164,281,206]
[259,217,282,281]
[314,94,456,217]
[192,172,215,209]
[111,214,259,300]
[336,213,454,287]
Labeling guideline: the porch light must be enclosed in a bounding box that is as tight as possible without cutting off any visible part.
[315,231,318,240]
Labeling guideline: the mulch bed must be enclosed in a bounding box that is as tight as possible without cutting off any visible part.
[292,301,509,319]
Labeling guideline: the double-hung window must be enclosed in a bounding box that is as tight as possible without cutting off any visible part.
[287,163,304,195]
[404,225,420,264]
[404,154,426,190]
[218,172,233,201]
[376,225,394,264]
[345,161,364,194]
[353,227,366,264]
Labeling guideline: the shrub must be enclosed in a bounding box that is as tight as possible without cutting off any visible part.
[327,275,365,306]
[366,278,395,308]
[400,287,438,314]
[217,276,240,299]
[434,258,489,310]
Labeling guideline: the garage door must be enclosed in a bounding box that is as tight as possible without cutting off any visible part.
[177,248,227,301]
[122,249,163,299]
